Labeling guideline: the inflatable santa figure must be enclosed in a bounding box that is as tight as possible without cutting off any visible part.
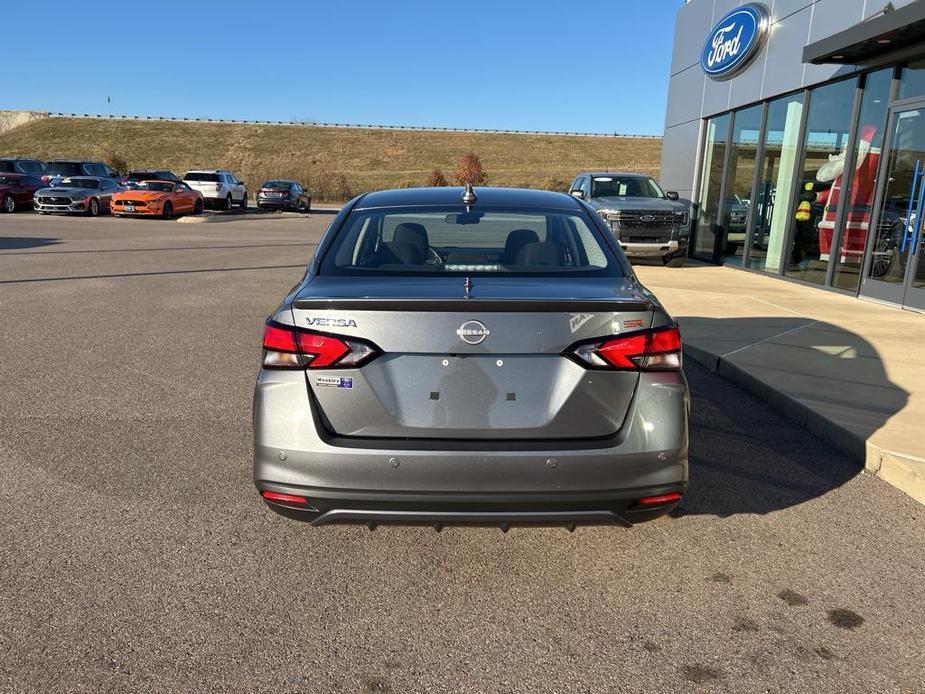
[815,124,881,264]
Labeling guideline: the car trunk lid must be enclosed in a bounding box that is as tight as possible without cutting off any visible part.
[290,276,653,440]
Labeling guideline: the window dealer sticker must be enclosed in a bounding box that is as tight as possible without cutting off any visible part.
[700,3,770,80]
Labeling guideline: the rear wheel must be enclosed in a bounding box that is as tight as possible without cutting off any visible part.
[193,199,203,215]
[162,201,173,220]
[662,253,685,268]
[87,198,99,217]
[239,193,248,210]
[2,194,14,213]
[224,194,233,211]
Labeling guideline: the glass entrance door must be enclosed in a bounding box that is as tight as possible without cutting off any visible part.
[860,101,925,310]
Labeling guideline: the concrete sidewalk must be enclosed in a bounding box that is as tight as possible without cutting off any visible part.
[635,262,925,504]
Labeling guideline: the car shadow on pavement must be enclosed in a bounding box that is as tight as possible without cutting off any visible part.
[672,317,908,518]
[0,236,61,250]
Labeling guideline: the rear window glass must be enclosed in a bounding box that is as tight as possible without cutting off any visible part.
[0,161,15,173]
[45,162,84,177]
[321,207,619,277]
[184,172,220,182]
[22,161,44,173]
[262,180,290,189]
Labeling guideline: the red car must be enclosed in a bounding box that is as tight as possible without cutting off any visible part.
[0,173,43,213]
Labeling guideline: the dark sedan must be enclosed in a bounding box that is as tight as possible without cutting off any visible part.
[0,173,43,212]
[256,180,311,212]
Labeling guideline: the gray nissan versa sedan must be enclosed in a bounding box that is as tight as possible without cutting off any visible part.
[253,186,689,529]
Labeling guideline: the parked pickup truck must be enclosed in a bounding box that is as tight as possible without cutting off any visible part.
[570,172,691,267]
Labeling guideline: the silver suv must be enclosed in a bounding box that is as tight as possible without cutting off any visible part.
[183,169,247,210]
[570,172,691,267]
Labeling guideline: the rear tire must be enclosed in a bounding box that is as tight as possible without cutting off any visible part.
[662,254,685,268]
[304,198,311,213]
[162,201,173,220]
[193,199,203,215]
[2,194,14,213]
[224,194,233,211]
[87,198,99,217]
[239,193,248,210]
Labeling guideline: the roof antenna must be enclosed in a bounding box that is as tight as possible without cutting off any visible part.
[462,183,477,209]
[464,275,473,299]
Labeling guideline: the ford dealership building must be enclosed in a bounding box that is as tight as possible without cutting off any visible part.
[662,0,925,309]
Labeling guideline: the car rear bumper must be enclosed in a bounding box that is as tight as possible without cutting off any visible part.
[256,483,685,527]
[257,198,295,208]
[253,368,689,526]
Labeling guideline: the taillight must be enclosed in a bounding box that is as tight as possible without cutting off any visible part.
[261,321,380,370]
[568,325,682,371]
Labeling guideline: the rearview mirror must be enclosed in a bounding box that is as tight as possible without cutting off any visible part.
[570,190,584,199]
[666,191,680,201]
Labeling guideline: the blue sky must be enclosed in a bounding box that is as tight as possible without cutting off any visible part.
[5,1,681,135]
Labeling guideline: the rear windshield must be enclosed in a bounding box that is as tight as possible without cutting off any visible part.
[321,206,620,277]
[127,171,163,180]
[591,176,664,199]
[61,178,100,189]
[262,180,291,189]
[135,181,174,192]
[184,172,220,182]
[45,162,84,177]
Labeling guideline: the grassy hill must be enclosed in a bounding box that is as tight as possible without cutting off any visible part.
[0,117,662,202]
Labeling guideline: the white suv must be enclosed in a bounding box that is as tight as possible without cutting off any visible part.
[183,170,247,210]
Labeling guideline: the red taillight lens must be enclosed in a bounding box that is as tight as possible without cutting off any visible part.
[261,321,379,370]
[569,325,682,371]
[296,332,350,368]
[635,492,682,506]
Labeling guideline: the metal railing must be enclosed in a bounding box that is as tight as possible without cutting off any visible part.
[44,112,661,140]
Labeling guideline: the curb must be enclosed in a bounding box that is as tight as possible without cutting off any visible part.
[683,344,925,504]
[177,211,306,224]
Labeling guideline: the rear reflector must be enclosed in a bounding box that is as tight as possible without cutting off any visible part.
[261,320,381,370]
[261,490,309,505]
[635,492,682,506]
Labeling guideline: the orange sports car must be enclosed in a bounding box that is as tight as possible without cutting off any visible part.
[111,180,203,218]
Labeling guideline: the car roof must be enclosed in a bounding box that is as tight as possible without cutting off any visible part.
[185,169,227,173]
[354,186,583,210]
[582,171,653,178]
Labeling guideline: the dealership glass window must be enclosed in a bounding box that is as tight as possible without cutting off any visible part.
[832,69,892,291]
[693,114,730,260]
[899,60,925,100]
[784,78,858,285]
[746,93,804,274]
[720,105,763,266]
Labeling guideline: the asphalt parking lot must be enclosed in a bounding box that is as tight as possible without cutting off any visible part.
[1,212,924,694]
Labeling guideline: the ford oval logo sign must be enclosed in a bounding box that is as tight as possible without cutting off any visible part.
[701,3,770,81]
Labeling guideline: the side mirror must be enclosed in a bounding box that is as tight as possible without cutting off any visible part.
[666,191,680,201]
[570,190,584,199]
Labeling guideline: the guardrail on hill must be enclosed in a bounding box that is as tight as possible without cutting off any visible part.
[44,112,661,140]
